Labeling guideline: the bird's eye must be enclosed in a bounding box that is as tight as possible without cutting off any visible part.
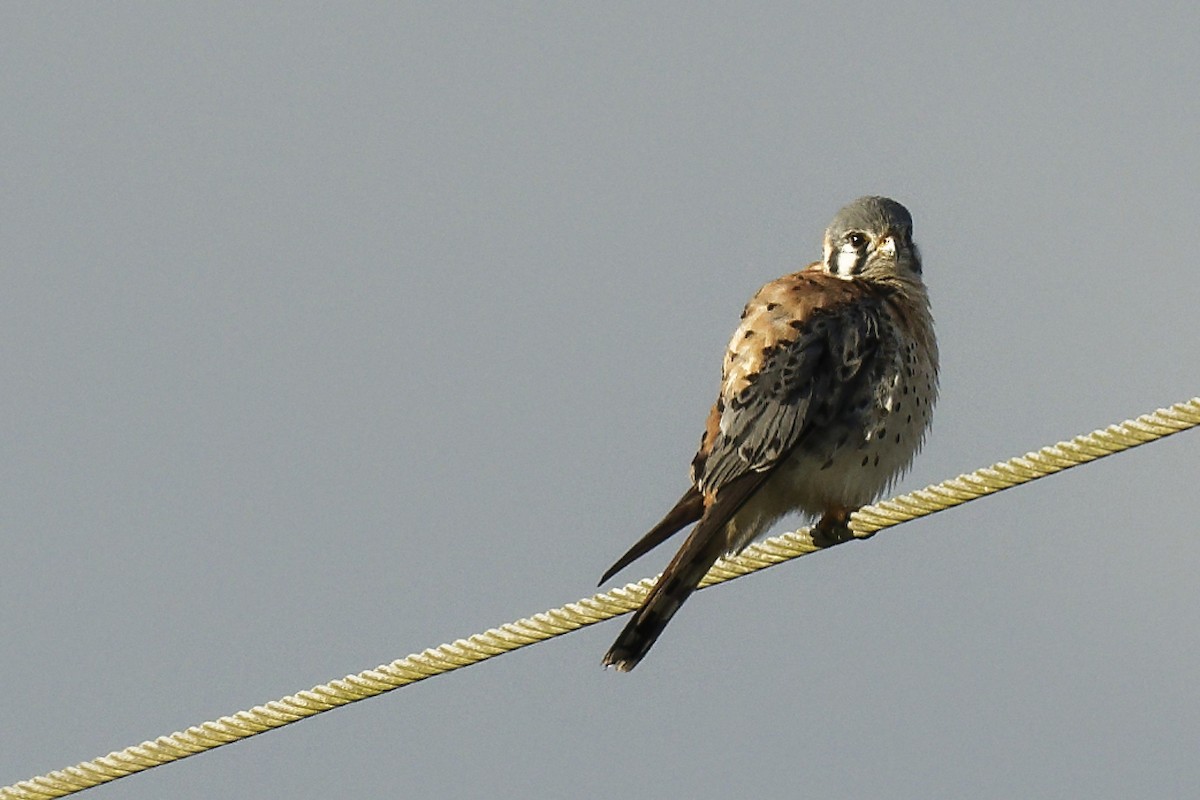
[846,232,867,248]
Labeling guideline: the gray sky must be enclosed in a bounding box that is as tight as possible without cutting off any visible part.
[4,4,1199,798]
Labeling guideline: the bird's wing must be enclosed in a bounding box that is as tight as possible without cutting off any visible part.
[691,270,886,502]
[599,271,888,583]
[598,486,704,585]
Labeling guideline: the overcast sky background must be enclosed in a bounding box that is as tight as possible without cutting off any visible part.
[4,4,1199,799]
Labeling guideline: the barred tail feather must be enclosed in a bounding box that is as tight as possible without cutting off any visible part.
[601,518,728,671]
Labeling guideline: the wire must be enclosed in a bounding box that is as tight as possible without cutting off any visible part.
[4,396,1198,800]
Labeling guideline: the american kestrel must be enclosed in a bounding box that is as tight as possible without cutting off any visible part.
[600,196,937,671]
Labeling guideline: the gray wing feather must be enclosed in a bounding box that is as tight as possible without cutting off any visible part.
[695,304,883,495]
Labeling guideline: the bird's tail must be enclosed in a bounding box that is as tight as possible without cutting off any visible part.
[601,524,726,671]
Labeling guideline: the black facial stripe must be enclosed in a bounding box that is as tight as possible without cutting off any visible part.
[852,249,867,275]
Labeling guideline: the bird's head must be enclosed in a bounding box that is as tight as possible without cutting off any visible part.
[821,196,922,281]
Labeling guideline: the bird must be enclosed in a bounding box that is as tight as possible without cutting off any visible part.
[600,196,938,671]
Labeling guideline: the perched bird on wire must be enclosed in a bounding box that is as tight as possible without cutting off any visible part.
[600,196,938,671]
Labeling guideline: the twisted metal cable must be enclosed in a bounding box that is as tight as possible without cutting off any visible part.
[4,396,1198,800]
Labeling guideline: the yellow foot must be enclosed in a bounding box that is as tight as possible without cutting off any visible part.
[811,508,855,548]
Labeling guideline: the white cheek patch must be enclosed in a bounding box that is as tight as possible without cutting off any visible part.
[836,243,862,276]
